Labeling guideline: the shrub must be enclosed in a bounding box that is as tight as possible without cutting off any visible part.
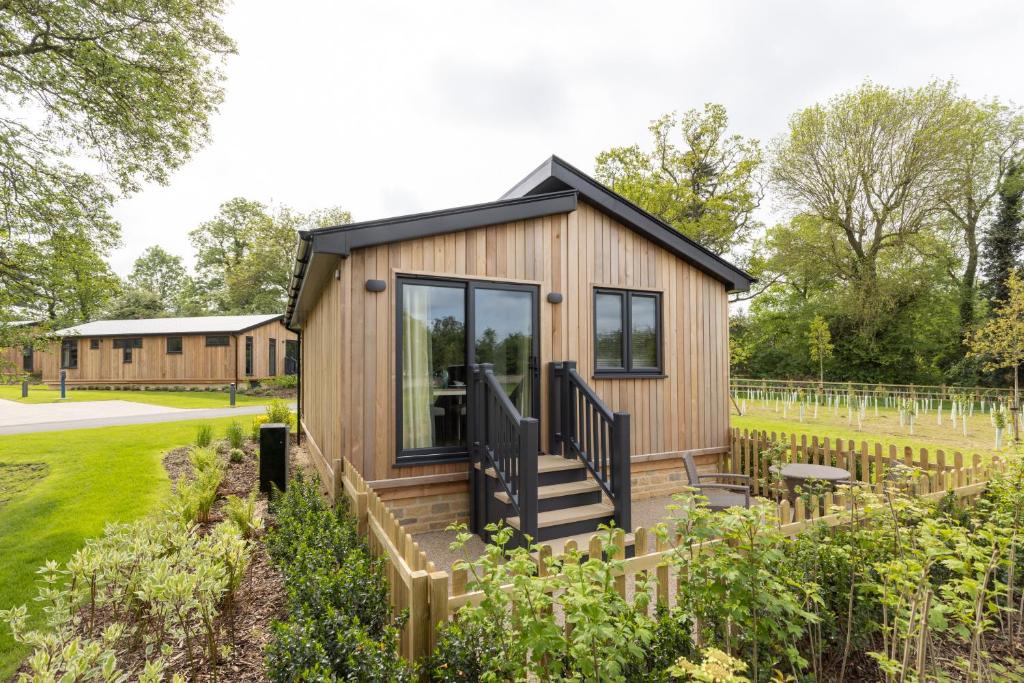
[1,510,252,681]
[264,473,412,682]
[263,374,298,390]
[194,423,213,447]
[188,446,220,473]
[265,399,292,426]
[225,420,245,449]
[228,447,245,463]
[250,414,269,441]
[225,492,263,539]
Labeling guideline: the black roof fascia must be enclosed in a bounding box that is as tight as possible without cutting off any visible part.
[502,156,755,292]
[284,190,578,328]
[309,190,577,257]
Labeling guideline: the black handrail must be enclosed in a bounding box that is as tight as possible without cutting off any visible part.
[550,361,631,531]
[469,363,539,540]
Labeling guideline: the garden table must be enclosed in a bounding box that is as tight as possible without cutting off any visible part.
[768,463,852,502]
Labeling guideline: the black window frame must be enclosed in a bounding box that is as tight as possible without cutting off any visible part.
[205,335,230,347]
[112,337,142,363]
[268,337,277,376]
[244,336,253,375]
[89,339,100,350]
[22,344,33,372]
[60,339,78,369]
[166,336,183,355]
[592,287,664,378]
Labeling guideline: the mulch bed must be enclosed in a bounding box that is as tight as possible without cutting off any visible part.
[152,440,286,682]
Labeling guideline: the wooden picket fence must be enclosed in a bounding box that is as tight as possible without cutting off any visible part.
[335,432,1011,663]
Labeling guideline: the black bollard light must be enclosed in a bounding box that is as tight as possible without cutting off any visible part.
[229,382,236,406]
[21,380,28,398]
[60,370,66,399]
[259,422,289,495]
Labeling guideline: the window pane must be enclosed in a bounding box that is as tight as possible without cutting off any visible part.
[474,288,533,417]
[167,336,182,354]
[595,293,624,369]
[401,284,466,452]
[631,295,658,369]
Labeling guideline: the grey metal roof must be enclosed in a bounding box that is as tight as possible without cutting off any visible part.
[55,314,284,337]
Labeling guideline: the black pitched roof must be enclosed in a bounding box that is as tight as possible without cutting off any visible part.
[502,155,754,292]
[284,156,753,328]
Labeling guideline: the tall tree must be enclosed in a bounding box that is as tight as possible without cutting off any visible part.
[938,100,1024,329]
[982,163,1024,304]
[128,246,188,308]
[594,103,763,257]
[807,315,833,384]
[967,269,1024,434]
[0,0,234,345]
[190,200,352,314]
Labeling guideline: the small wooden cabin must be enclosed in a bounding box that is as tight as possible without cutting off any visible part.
[285,156,753,541]
[0,320,42,378]
[37,314,297,387]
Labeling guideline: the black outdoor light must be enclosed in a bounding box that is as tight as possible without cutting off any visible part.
[366,279,387,292]
[547,292,563,304]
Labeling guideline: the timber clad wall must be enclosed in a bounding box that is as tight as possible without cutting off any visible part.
[301,200,731,490]
[24,319,295,386]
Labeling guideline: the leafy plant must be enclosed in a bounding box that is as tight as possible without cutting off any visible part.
[224,492,263,539]
[228,447,245,463]
[225,420,245,449]
[250,414,269,441]
[189,446,220,473]
[265,399,292,426]
[195,423,213,447]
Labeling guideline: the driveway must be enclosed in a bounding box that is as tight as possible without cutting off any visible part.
[0,399,286,435]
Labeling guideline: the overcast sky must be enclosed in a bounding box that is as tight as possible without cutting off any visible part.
[107,0,1024,275]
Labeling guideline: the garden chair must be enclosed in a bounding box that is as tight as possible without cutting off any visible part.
[682,453,753,511]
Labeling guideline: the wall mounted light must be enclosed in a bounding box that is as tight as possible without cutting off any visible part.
[547,292,563,304]
[366,279,387,293]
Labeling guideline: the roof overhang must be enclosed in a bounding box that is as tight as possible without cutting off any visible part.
[285,190,578,329]
[502,156,755,293]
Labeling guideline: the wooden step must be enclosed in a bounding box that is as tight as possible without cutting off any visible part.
[506,502,613,531]
[478,455,585,479]
[493,479,601,504]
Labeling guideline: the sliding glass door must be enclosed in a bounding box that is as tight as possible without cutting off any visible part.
[396,277,538,465]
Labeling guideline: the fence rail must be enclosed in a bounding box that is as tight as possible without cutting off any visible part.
[731,377,1013,401]
[334,428,1010,663]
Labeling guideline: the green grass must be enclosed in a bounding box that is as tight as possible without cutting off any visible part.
[732,399,1016,461]
[0,384,276,408]
[0,417,244,678]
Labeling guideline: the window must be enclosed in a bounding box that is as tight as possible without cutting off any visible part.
[89,339,100,350]
[206,335,229,347]
[112,338,142,363]
[397,279,467,463]
[593,288,662,376]
[167,336,182,354]
[22,345,33,372]
[60,339,78,369]
[244,336,253,375]
[268,338,277,376]
[284,340,299,375]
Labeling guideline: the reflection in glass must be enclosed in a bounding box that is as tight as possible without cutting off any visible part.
[401,284,466,450]
[631,295,658,369]
[595,293,624,369]
[474,288,534,417]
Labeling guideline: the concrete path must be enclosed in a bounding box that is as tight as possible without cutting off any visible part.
[0,399,287,436]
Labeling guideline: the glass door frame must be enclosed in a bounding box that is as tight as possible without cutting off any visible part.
[394,275,540,466]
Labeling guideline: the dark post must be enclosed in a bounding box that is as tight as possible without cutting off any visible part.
[59,370,66,399]
[21,380,28,398]
[561,361,577,458]
[229,382,236,406]
[612,412,631,532]
[548,362,563,454]
[468,365,480,534]
[519,417,540,542]
[259,422,290,494]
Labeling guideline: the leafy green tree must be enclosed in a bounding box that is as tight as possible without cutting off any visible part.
[190,199,352,314]
[128,246,188,307]
[103,288,166,320]
[967,269,1024,412]
[807,315,833,384]
[0,0,234,340]
[595,103,763,257]
[982,163,1024,305]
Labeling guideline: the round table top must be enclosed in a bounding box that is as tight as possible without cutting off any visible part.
[770,463,851,481]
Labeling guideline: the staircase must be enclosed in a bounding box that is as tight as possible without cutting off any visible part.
[469,361,630,547]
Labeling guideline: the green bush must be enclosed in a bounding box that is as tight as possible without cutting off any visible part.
[225,420,245,449]
[194,422,213,447]
[265,399,291,425]
[228,447,245,463]
[188,446,219,473]
[264,473,412,682]
[263,374,298,390]
[225,492,263,539]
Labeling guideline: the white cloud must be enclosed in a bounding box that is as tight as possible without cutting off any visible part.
[108,0,1024,274]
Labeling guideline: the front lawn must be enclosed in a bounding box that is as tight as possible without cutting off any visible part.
[0,384,276,409]
[0,417,246,678]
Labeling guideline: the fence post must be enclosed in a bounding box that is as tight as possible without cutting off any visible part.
[548,362,563,454]
[520,417,540,541]
[468,365,482,535]
[428,571,450,653]
[613,412,631,532]
[408,570,430,661]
